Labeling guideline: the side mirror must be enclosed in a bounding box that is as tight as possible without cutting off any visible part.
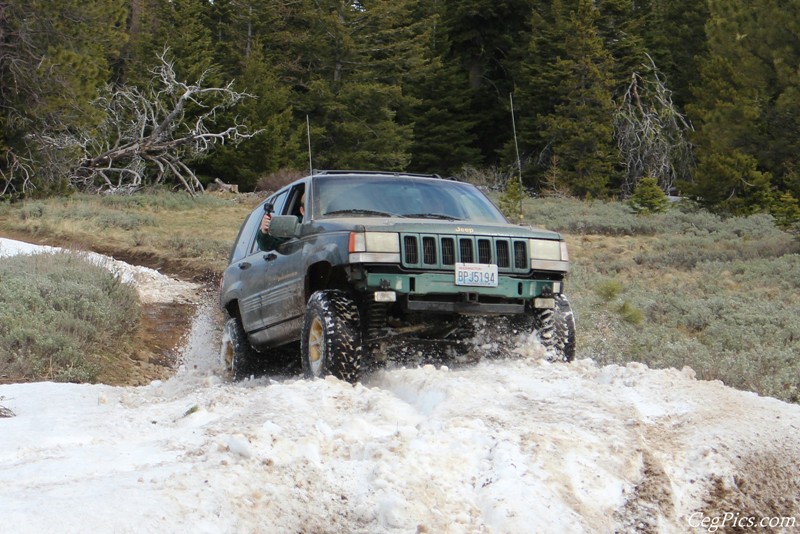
[269,214,300,238]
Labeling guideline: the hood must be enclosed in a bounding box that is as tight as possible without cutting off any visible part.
[309,216,563,241]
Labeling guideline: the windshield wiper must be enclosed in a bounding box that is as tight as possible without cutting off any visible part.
[324,209,396,217]
[401,213,462,221]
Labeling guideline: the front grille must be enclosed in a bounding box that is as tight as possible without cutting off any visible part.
[478,239,492,263]
[496,241,510,268]
[514,241,527,269]
[401,233,529,273]
[422,236,437,264]
[459,238,474,263]
[404,235,418,264]
[442,238,455,265]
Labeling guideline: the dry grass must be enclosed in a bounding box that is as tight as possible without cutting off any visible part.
[0,191,260,280]
[1,190,798,402]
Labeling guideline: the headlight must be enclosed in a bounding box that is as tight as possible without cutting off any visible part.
[529,238,569,272]
[529,239,562,260]
[349,232,400,263]
[349,232,399,253]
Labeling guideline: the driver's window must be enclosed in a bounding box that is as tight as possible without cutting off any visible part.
[249,190,288,254]
[283,184,306,221]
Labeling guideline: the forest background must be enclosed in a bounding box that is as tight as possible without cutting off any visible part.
[1,0,800,226]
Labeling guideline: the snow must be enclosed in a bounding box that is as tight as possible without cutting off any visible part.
[1,237,799,533]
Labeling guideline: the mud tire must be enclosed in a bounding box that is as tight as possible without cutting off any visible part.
[533,294,576,362]
[224,316,258,380]
[301,290,363,383]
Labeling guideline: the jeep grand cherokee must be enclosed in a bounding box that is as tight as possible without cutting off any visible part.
[220,170,575,382]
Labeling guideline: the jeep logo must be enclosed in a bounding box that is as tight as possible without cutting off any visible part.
[454,227,475,233]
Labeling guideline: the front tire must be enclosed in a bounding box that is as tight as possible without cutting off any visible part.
[301,290,363,383]
[533,294,576,362]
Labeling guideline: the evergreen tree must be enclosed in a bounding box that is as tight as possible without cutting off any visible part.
[687,0,800,214]
[265,0,424,171]
[405,3,481,175]
[439,0,533,165]
[594,0,648,92]
[528,0,617,198]
[628,176,669,214]
[499,175,526,223]
[199,45,303,189]
[159,0,215,82]
[406,56,482,175]
[125,0,215,85]
[638,0,709,111]
[1,0,128,194]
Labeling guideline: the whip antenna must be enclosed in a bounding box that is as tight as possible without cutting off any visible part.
[306,115,313,174]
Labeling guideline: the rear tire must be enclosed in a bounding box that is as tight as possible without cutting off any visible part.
[533,294,576,362]
[223,316,258,380]
[301,290,363,383]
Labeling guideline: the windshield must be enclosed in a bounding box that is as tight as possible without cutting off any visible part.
[312,175,507,223]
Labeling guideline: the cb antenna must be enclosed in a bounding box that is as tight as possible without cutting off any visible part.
[306,115,313,175]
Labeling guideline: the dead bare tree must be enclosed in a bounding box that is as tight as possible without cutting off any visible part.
[38,51,259,195]
[614,55,694,197]
[0,148,35,197]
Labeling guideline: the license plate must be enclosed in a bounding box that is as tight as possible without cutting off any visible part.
[455,262,498,287]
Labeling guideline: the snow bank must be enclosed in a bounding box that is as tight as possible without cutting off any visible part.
[2,358,799,533]
[0,237,199,304]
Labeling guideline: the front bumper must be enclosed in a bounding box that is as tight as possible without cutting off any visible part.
[366,271,560,298]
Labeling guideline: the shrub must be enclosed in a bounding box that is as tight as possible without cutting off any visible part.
[97,212,158,230]
[628,177,670,214]
[0,251,140,383]
[255,168,305,193]
[594,279,623,301]
[97,191,230,211]
[618,300,644,324]
[166,236,230,259]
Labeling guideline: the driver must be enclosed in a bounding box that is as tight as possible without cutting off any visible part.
[257,193,304,251]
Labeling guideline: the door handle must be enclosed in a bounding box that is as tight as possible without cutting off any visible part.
[238,261,251,270]
[264,252,277,261]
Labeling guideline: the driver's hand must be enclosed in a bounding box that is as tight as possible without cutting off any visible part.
[260,214,272,234]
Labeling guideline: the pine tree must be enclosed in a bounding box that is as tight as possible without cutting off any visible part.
[499,175,526,223]
[199,45,303,189]
[438,0,533,165]
[687,0,800,214]
[594,0,648,92]
[628,177,669,214]
[272,0,425,171]
[1,0,128,193]
[638,0,709,111]
[535,0,617,198]
[405,3,482,175]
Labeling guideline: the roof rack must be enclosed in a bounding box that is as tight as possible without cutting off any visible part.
[312,170,443,179]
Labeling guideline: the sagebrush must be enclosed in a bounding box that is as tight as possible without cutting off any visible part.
[0,251,140,383]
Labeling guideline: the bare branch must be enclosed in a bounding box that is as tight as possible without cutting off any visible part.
[0,149,35,197]
[34,49,261,194]
[613,55,694,197]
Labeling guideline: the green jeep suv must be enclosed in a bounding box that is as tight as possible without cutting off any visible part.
[220,170,575,382]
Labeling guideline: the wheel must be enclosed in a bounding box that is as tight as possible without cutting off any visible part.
[301,290,363,383]
[223,316,258,380]
[533,294,576,362]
